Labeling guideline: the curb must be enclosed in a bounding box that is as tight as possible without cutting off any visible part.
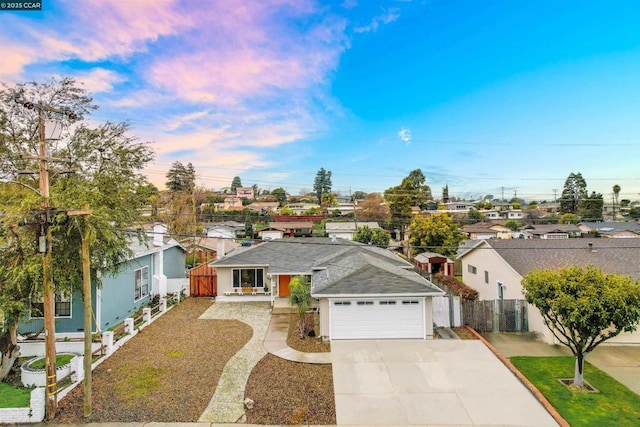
[465,326,570,427]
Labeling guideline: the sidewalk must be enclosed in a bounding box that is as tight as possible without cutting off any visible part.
[483,332,640,396]
[263,313,332,364]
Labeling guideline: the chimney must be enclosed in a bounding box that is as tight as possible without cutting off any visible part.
[588,242,596,253]
[153,223,165,247]
[217,239,226,259]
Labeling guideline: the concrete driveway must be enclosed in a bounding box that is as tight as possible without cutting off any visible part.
[331,340,557,426]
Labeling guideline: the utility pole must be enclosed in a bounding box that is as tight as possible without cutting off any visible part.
[67,209,93,417]
[37,109,57,420]
[16,99,76,420]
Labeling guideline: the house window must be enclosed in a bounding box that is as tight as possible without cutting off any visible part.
[232,268,264,288]
[497,282,506,300]
[31,290,71,318]
[484,271,489,284]
[134,266,149,301]
[468,264,477,274]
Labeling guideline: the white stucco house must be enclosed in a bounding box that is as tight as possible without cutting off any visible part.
[458,238,640,344]
[324,221,381,241]
[210,238,444,340]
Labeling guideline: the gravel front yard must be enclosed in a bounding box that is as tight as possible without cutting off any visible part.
[56,297,252,423]
[286,312,330,353]
[244,354,336,425]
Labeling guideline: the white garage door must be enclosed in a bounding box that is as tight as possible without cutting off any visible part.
[330,298,425,340]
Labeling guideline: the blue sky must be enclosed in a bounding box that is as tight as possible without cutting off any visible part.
[2,0,640,202]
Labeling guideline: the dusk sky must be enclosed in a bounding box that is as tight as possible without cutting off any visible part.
[2,0,640,202]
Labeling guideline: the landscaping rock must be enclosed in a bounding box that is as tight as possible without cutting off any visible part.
[244,397,254,409]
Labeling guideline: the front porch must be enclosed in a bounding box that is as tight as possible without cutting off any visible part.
[213,295,296,314]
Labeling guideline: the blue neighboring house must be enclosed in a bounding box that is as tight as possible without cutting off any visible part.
[19,236,186,337]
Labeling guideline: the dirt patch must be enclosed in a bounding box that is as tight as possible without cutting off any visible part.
[286,313,330,353]
[55,297,252,423]
[245,354,336,425]
[452,327,478,340]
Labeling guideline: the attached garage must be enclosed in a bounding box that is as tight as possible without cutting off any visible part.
[330,298,425,340]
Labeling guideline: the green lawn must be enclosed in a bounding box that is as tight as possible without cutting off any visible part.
[0,382,31,408]
[29,354,74,370]
[511,356,640,427]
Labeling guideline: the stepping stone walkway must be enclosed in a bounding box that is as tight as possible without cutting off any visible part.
[198,302,272,423]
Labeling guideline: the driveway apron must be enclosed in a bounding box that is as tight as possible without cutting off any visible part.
[331,340,558,426]
[198,302,272,423]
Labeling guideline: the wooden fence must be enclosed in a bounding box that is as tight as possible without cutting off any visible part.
[462,299,528,332]
[189,263,217,297]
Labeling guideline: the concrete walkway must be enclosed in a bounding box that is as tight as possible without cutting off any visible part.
[263,313,332,364]
[484,332,640,396]
[197,302,272,423]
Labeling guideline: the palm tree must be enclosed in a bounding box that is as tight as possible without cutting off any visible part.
[289,276,312,339]
[613,185,621,218]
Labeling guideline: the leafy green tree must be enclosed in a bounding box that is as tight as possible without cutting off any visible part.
[352,190,367,201]
[231,176,242,192]
[0,78,153,379]
[522,266,640,387]
[384,169,433,238]
[467,209,482,224]
[579,191,604,221]
[504,220,520,231]
[353,226,390,246]
[560,172,587,214]
[165,161,195,192]
[271,187,287,206]
[560,213,580,224]
[289,276,312,339]
[279,206,294,215]
[313,168,332,203]
[408,214,464,257]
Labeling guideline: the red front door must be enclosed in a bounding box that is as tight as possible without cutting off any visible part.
[278,275,291,297]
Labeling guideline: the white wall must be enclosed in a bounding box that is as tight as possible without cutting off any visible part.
[461,245,552,342]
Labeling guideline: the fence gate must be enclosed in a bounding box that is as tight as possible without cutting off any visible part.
[462,299,528,333]
[189,264,217,297]
[432,295,462,328]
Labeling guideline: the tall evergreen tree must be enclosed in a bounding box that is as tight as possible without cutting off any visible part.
[560,172,587,214]
[579,191,604,221]
[313,167,332,204]
[231,176,242,193]
[165,161,195,192]
[384,169,433,238]
[442,184,449,203]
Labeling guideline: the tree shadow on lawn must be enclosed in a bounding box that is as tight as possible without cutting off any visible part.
[511,356,640,427]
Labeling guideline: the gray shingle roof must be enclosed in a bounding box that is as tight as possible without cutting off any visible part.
[476,238,640,279]
[211,237,443,296]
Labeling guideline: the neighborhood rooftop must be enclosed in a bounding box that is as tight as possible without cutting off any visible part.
[462,238,640,279]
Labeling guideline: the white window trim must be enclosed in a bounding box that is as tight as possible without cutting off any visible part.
[232,268,265,288]
[497,281,506,300]
[30,290,72,319]
[134,266,150,301]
